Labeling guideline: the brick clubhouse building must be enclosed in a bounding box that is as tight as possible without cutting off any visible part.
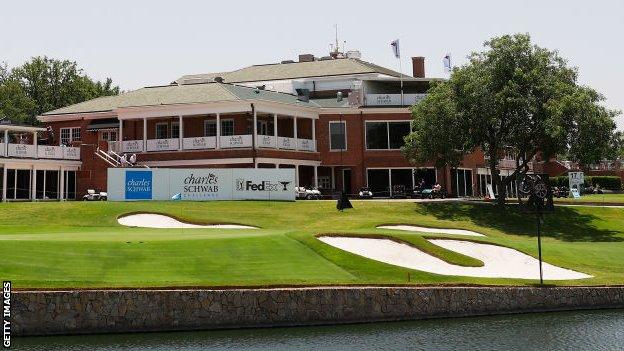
[1,51,528,201]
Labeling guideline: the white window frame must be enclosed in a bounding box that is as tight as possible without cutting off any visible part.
[204,120,217,137]
[155,123,169,139]
[59,127,81,146]
[99,130,118,141]
[329,121,347,151]
[318,176,331,189]
[364,120,412,151]
[171,122,180,139]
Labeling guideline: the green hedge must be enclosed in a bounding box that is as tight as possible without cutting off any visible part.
[548,175,622,190]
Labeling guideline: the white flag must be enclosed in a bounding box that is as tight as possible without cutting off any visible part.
[390,39,400,59]
[443,53,452,72]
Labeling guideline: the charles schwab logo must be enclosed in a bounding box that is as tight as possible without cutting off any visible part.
[236,179,290,191]
[125,171,153,200]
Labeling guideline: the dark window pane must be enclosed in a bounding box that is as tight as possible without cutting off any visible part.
[36,170,45,199]
[366,122,388,149]
[6,169,15,200]
[388,122,411,149]
[45,170,59,199]
[367,169,389,196]
[329,122,346,150]
[16,169,31,199]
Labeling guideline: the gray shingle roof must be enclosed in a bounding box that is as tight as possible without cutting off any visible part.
[175,58,403,85]
[42,83,319,116]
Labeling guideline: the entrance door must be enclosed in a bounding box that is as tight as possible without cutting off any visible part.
[342,169,352,195]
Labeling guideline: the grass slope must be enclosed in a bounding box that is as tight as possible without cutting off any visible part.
[1,201,623,288]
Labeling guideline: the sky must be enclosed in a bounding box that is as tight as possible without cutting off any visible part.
[1,0,622,129]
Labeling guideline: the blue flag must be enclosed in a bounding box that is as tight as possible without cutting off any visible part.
[171,193,182,201]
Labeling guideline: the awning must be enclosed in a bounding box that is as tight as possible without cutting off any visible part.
[86,118,119,131]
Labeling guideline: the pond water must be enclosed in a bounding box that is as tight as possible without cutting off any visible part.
[14,309,624,351]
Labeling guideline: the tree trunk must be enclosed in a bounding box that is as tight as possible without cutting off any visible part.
[489,157,506,206]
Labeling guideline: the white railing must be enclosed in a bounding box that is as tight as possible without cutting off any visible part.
[256,135,277,148]
[122,140,144,153]
[220,135,253,149]
[2,144,80,160]
[364,93,427,106]
[183,136,216,150]
[146,138,179,152]
[297,138,316,152]
[278,137,296,150]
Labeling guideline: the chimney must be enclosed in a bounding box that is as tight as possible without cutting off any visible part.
[412,56,425,78]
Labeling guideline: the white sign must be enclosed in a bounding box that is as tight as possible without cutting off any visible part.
[365,94,426,106]
[37,145,63,159]
[63,147,81,160]
[8,144,36,158]
[257,135,276,148]
[568,171,584,197]
[278,137,296,150]
[220,135,252,148]
[183,137,216,150]
[122,140,144,153]
[297,138,316,152]
[107,168,296,201]
[147,138,179,152]
[0,143,6,157]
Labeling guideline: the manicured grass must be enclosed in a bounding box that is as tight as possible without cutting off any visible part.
[554,193,624,204]
[1,200,623,288]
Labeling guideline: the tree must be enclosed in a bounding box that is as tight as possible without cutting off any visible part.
[404,33,620,205]
[0,56,119,124]
[402,81,470,189]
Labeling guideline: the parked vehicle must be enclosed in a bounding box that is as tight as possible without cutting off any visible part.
[295,187,322,200]
[421,188,446,199]
[358,187,373,199]
[552,186,569,198]
[411,186,424,199]
[83,189,107,201]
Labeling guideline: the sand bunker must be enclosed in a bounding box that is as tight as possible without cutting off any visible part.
[117,214,256,229]
[378,225,485,237]
[318,236,590,280]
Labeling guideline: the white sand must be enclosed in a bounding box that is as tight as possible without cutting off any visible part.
[378,225,485,237]
[117,214,256,229]
[318,236,590,280]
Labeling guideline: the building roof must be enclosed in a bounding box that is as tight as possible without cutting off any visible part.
[42,82,320,116]
[175,58,405,85]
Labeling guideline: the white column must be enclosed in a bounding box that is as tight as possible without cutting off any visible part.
[4,130,8,155]
[33,132,38,158]
[216,113,221,149]
[311,119,316,141]
[119,119,123,143]
[331,166,335,189]
[178,115,184,151]
[273,114,278,149]
[313,165,318,188]
[295,165,299,187]
[293,117,298,139]
[388,169,393,198]
[59,166,65,201]
[31,166,37,201]
[253,109,258,144]
[142,118,147,152]
[2,166,6,202]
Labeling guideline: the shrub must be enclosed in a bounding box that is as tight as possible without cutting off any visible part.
[586,176,622,190]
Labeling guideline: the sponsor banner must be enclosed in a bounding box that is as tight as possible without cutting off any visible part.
[7,144,36,158]
[122,140,144,153]
[147,138,179,152]
[278,137,296,150]
[0,143,4,157]
[63,147,81,160]
[220,135,252,148]
[364,93,426,106]
[37,145,63,159]
[297,138,316,152]
[183,136,216,150]
[108,168,295,201]
[256,135,276,148]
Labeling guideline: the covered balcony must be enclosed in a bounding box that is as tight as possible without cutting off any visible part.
[0,121,81,161]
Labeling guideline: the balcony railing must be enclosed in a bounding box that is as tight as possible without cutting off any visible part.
[112,134,317,153]
[0,143,80,160]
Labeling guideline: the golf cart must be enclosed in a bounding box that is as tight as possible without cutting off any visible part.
[358,187,373,199]
[391,185,408,199]
[421,187,446,199]
[295,186,322,200]
[83,189,107,201]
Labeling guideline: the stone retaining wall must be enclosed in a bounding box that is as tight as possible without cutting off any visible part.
[13,286,624,336]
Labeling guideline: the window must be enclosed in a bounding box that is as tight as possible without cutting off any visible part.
[365,121,411,150]
[100,131,118,141]
[204,120,217,137]
[155,123,168,139]
[221,119,234,136]
[329,121,346,151]
[60,127,81,146]
[171,122,180,139]
[318,176,331,189]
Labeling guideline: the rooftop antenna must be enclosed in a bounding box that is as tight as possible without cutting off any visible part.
[330,24,344,58]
